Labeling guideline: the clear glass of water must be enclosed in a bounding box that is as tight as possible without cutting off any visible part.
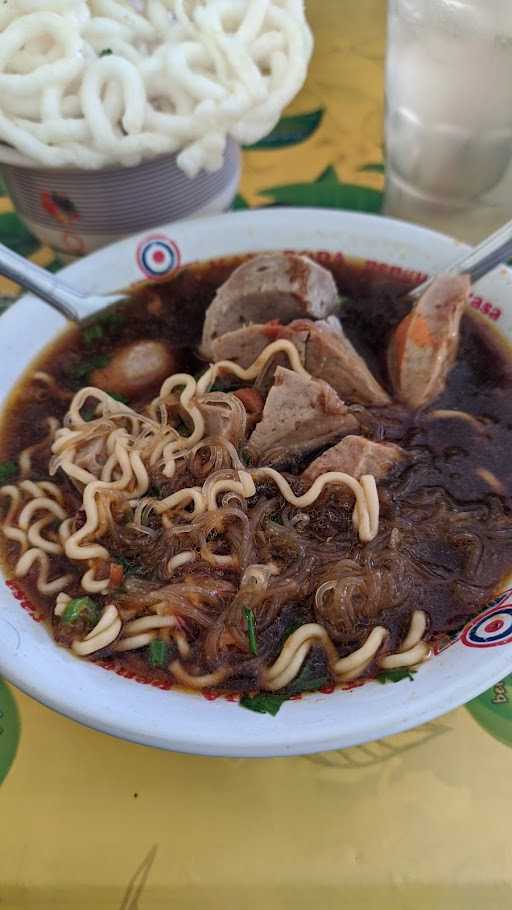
[384,0,512,242]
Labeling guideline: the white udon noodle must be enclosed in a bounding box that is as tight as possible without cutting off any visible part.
[0,1,312,175]
[0,339,431,688]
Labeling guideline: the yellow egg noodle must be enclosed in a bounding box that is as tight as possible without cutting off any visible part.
[0,340,430,688]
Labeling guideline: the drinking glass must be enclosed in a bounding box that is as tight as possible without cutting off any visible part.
[384,0,512,241]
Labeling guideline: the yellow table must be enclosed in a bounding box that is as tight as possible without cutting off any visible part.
[2,4,512,907]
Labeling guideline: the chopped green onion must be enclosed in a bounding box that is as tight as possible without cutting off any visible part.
[286,671,329,696]
[82,324,104,345]
[68,353,109,381]
[61,596,100,626]
[81,307,126,346]
[376,668,417,685]
[113,554,142,577]
[278,651,329,696]
[82,390,129,412]
[240,693,287,716]
[0,460,17,482]
[282,620,303,641]
[173,419,191,437]
[244,607,258,655]
[107,391,129,404]
[100,48,113,56]
[98,308,126,331]
[147,639,169,668]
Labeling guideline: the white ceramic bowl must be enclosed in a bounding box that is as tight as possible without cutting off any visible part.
[1,208,512,758]
[0,141,240,257]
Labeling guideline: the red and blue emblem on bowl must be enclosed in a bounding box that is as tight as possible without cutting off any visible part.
[136,235,181,278]
[462,590,512,648]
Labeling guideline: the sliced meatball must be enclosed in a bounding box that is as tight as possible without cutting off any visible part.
[295,319,390,407]
[90,341,176,397]
[210,324,268,367]
[210,321,308,369]
[316,315,344,335]
[201,253,339,357]
[303,435,408,483]
[269,317,389,406]
[246,366,359,467]
[387,274,470,409]
[233,388,264,430]
[210,316,388,407]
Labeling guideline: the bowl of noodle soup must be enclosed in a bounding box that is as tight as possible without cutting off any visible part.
[1,208,512,757]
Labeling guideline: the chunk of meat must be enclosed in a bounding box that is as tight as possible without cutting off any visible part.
[210,322,310,398]
[387,274,470,409]
[303,436,408,483]
[210,317,388,406]
[210,321,308,368]
[233,388,264,430]
[211,324,267,367]
[90,341,176,397]
[246,367,359,466]
[199,393,247,446]
[316,315,344,335]
[201,253,339,357]
[291,319,390,406]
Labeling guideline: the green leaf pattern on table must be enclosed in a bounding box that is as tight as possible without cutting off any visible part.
[232,193,250,210]
[0,680,20,785]
[0,212,40,259]
[258,165,383,212]
[359,162,385,174]
[466,675,512,748]
[244,108,325,149]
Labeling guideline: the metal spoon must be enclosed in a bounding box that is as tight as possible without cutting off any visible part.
[0,242,125,322]
[408,217,512,301]
[2,216,512,322]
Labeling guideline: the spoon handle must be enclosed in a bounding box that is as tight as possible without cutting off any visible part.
[0,241,124,322]
[0,241,87,321]
[409,218,512,301]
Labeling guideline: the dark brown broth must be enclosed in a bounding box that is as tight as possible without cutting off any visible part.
[2,253,512,694]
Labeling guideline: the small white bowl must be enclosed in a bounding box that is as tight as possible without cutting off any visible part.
[1,208,512,757]
[0,141,240,257]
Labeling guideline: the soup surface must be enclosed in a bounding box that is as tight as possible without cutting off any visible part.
[1,252,512,713]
